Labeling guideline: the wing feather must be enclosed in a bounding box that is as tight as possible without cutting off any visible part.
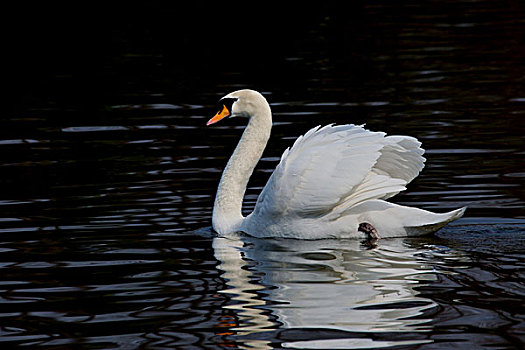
[251,124,425,221]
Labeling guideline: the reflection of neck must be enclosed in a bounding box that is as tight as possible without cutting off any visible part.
[213,237,274,343]
[212,107,272,234]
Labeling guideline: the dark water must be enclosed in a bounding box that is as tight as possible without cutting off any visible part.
[2,1,525,349]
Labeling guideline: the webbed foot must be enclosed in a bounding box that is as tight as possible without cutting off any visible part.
[358,222,381,240]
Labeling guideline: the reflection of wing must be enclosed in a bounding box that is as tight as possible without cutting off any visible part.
[251,124,425,221]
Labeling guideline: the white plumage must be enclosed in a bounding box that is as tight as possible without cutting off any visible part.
[207,89,465,239]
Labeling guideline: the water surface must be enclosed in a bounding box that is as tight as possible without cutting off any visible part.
[2,1,524,348]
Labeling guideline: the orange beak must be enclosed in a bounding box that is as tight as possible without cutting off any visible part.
[207,105,231,126]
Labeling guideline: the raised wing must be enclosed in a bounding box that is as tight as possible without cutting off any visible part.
[251,124,425,221]
[372,135,425,187]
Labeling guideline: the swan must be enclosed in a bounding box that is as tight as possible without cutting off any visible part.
[207,89,465,239]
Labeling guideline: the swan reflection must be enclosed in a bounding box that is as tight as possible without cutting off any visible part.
[213,235,441,348]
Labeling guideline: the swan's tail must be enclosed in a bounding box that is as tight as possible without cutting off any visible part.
[405,206,467,236]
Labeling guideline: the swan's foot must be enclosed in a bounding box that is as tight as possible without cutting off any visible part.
[359,222,381,240]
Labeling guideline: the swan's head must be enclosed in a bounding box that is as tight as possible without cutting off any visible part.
[207,89,270,126]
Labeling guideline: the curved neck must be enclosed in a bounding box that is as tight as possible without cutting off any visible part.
[212,106,272,234]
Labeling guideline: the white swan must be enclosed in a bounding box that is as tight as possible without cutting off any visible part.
[207,89,465,239]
